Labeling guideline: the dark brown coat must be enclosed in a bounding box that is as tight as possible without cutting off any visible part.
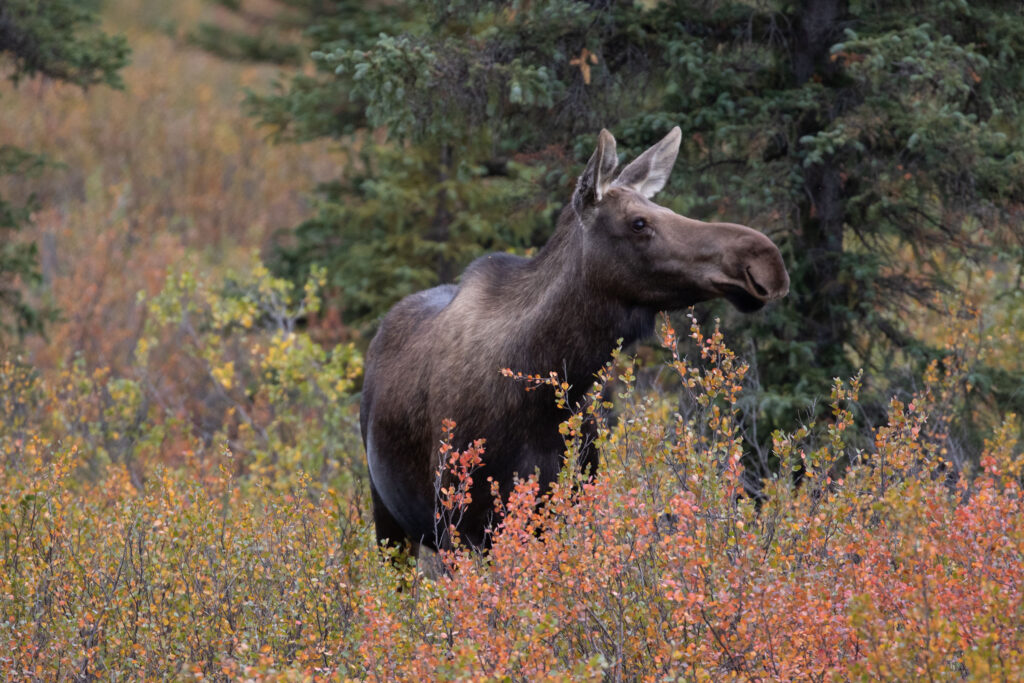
[360,128,789,554]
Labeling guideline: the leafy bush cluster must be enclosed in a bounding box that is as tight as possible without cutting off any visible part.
[2,283,1021,678]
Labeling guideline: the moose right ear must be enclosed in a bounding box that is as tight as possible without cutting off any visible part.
[612,126,681,198]
[572,129,618,215]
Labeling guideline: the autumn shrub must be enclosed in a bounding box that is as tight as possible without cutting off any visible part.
[2,310,1022,680]
[370,314,1023,681]
[0,445,375,679]
[2,254,363,494]
[137,255,364,492]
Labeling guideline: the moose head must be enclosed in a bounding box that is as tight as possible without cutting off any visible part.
[572,127,789,313]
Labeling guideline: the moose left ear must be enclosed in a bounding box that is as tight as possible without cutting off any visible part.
[612,126,682,198]
[572,129,619,215]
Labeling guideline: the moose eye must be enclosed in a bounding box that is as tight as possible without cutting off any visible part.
[631,218,648,233]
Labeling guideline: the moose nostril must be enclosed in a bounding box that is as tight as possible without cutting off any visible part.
[745,267,769,298]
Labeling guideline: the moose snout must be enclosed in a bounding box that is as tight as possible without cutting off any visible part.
[710,229,790,312]
[689,222,790,312]
[743,245,789,302]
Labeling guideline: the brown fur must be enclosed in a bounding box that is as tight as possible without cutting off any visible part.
[360,128,789,555]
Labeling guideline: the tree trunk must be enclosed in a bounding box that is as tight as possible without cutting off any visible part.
[792,0,850,367]
[429,143,455,283]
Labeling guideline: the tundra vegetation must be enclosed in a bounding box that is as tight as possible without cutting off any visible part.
[1,0,1023,679]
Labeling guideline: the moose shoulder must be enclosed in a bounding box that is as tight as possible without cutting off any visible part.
[360,127,789,557]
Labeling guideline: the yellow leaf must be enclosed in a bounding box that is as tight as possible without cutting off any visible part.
[570,48,599,85]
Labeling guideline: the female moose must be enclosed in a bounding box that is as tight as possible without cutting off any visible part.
[360,127,789,558]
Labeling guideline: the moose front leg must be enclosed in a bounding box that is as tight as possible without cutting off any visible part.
[370,477,421,564]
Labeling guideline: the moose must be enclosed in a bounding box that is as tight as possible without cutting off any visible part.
[360,127,789,558]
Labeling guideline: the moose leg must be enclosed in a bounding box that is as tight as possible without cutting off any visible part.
[369,477,420,563]
[576,419,601,477]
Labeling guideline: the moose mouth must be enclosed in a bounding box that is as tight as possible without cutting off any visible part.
[713,266,775,313]
[717,283,766,312]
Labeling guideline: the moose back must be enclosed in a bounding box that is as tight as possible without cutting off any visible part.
[360,128,789,557]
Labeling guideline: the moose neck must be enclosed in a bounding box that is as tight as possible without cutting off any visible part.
[504,210,655,388]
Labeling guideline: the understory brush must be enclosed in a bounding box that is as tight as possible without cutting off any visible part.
[1,306,1021,680]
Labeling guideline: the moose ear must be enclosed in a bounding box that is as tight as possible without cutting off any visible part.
[612,126,682,198]
[572,129,618,214]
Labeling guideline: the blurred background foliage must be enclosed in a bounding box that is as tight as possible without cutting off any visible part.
[0,0,129,337]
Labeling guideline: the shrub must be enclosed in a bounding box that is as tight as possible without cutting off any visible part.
[1,310,1021,679]
[138,255,364,492]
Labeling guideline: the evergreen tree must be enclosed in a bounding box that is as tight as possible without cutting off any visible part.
[239,0,1024,446]
[649,0,1024,433]
[264,1,660,322]
[0,0,129,338]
